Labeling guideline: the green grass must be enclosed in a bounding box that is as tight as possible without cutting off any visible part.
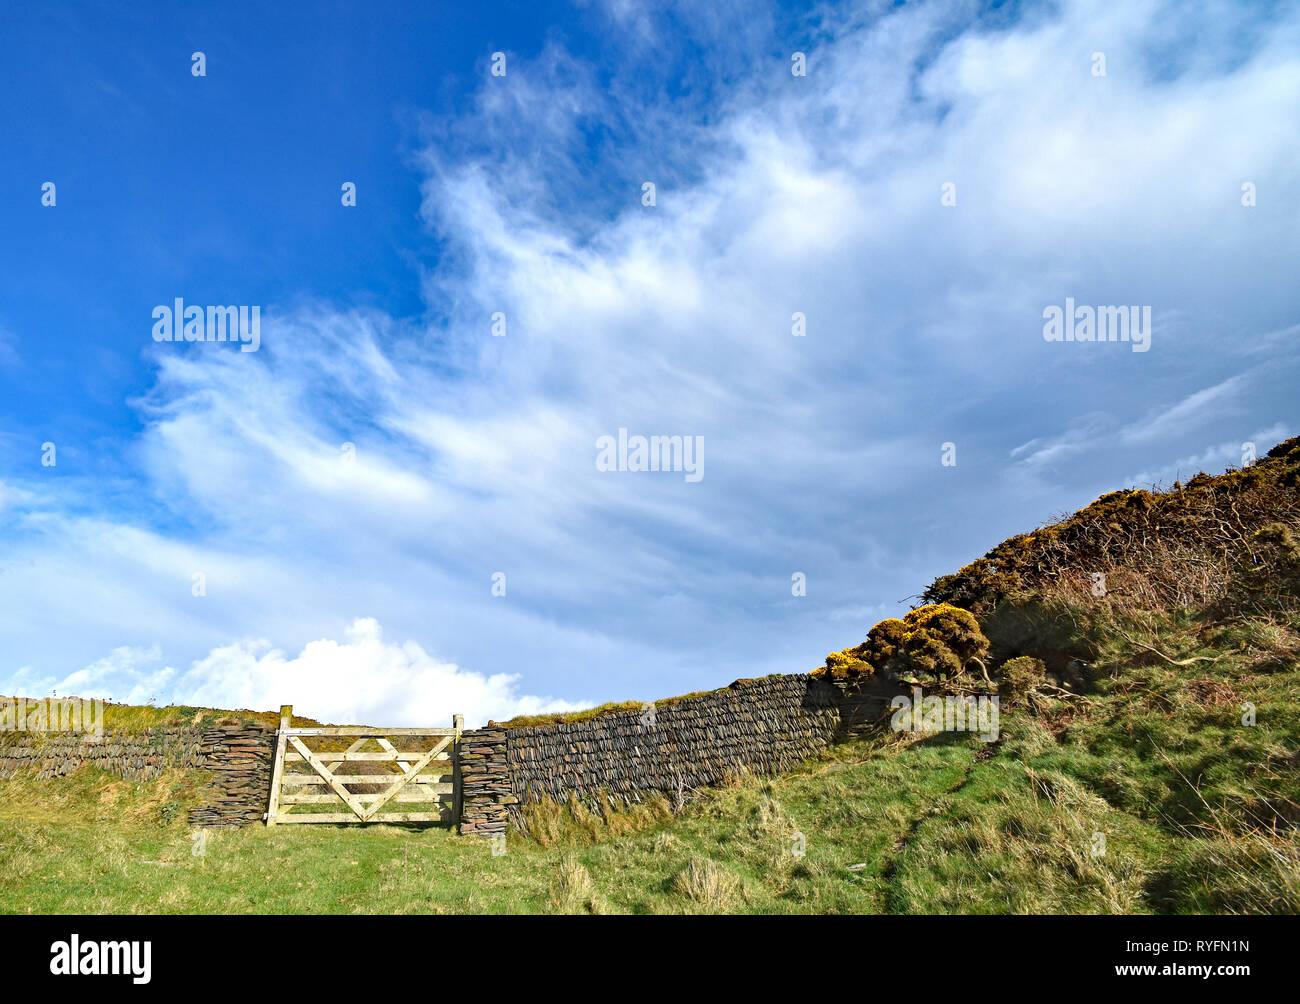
[0,701,328,750]
[94,704,329,731]
[0,733,981,914]
[1,607,1296,914]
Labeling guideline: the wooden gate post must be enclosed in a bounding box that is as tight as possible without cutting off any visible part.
[452,714,464,826]
[265,704,292,826]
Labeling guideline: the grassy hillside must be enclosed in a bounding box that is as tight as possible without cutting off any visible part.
[1,440,1297,914]
[0,618,1294,914]
[1,602,1295,913]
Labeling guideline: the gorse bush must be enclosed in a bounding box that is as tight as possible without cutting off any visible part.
[819,603,990,686]
[922,435,1300,616]
[998,656,1048,707]
[1236,522,1300,604]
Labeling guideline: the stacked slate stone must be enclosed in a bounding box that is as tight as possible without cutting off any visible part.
[496,675,844,823]
[0,726,206,781]
[186,723,276,828]
[0,721,277,829]
[458,728,512,835]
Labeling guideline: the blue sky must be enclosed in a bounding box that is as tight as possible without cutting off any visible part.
[2,0,1298,726]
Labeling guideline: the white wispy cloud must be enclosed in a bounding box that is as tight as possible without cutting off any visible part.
[1120,373,1253,445]
[1126,423,1292,488]
[1011,413,1115,469]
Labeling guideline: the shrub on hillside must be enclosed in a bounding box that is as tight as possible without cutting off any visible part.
[998,656,1048,706]
[1217,521,1300,617]
[822,650,873,679]
[922,434,1300,615]
[1254,522,1300,568]
[819,603,990,686]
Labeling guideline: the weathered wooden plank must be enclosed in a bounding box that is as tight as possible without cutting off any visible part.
[377,737,416,776]
[283,751,451,763]
[339,738,370,756]
[287,735,369,819]
[453,713,464,827]
[356,790,450,803]
[283,786,452,802]
[279,727,459,737]
[271,810,452,824]
[361,735,453,820]
[281,773,453,786]
[264,705,292,828]
[280,788,451,805]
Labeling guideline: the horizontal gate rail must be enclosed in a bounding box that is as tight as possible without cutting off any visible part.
[277,726,460,736]
[281,774,453,785]
[265,705,463,827]
[282,751,451,762]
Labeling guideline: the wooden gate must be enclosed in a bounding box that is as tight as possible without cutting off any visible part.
[265,705,463,825]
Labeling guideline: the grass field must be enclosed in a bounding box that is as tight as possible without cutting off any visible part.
[2,605,1296,914]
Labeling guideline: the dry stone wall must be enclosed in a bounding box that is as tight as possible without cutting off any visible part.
[0,722,275,828]
[186,724,275,827]
[2,674,901,838]
[456,675,854,831]
[0,726,207,780]
[457,728,511,835]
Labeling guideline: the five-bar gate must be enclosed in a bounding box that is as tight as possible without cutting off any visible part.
[265,705,463,825]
